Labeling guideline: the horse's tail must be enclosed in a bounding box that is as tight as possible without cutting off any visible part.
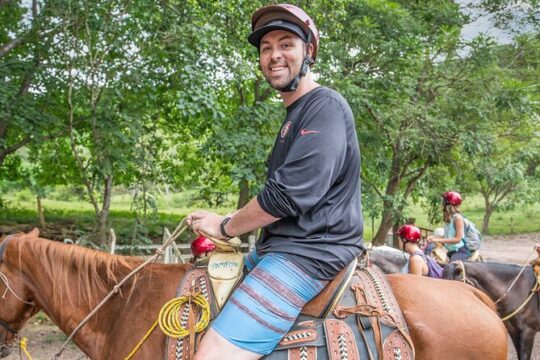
[471,287,497,313]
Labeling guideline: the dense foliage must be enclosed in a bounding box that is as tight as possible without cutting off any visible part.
[1,0,538,244]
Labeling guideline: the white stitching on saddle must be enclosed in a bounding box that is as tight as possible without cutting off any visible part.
[282,331,314,343]
[337,334,348,359]
[175,339,183,360]
[300,346,308,360]
[199,278,208,300]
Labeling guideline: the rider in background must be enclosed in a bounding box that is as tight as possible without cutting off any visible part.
[398,225,443,278]
[531,244,540,268]
[426,191,470,261]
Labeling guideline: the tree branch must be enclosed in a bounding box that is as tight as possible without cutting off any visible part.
[0,37,24,58]
[360,174,384,199]
[403,161,430,198]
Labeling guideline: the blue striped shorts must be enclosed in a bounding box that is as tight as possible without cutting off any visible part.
[211,250,328,355]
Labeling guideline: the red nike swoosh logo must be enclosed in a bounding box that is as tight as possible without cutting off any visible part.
[300,129,320,136]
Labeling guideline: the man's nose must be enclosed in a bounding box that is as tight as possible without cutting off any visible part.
[270,48,282,61]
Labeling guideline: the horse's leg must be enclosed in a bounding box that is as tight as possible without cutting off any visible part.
[517,328,536,360]
[507,323,522,357]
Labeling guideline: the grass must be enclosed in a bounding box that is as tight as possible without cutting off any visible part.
[0,189,236,245]
[1,189,539,243]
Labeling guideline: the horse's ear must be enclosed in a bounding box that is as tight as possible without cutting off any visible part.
[27,228,40,238]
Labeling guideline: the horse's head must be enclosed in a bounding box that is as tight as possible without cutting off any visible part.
[0,234,40,358]
[443,261,481,289]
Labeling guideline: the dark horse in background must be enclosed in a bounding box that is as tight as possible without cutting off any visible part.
[359,246,409,274]
[0,230,509,359]
[445,261,540,360]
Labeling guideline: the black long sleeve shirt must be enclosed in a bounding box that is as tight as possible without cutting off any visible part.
[256,86,363,280]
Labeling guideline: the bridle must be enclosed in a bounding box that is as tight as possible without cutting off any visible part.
[0,237,34,350]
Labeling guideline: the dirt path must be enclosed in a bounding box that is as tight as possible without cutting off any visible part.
[4,233,540,359]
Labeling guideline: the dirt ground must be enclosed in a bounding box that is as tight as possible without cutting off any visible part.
[4,233,540,360]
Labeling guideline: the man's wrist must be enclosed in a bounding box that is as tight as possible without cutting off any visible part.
[220,217,233,240]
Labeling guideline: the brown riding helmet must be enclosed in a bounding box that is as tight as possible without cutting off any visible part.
[248,4,320,62]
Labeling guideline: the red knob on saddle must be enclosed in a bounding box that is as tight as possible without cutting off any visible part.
[191,235,216,257]
[397,225,421,242]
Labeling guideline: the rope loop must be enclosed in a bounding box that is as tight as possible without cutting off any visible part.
[158,293,211,339]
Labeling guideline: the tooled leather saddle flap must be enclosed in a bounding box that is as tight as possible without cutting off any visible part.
[301,257,357,318]
[274,320,326,350]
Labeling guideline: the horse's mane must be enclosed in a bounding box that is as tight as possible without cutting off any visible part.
[15,236,143,310]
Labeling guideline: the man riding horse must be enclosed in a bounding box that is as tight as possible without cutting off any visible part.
[186,4,363,359]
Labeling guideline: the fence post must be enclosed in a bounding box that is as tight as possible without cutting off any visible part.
[248,234,256,251]
[109,228,116,254]
[163,227,174,264]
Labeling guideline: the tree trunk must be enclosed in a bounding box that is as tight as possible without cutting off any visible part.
[373,207,394,246]
[95,175,113,245]
[482,205,495,235]
[237,178,250,209]
[237,178,256,242]
[36,195,46,229]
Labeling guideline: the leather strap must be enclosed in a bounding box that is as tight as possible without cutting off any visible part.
[0,319,17,334]
[274,323,326,350]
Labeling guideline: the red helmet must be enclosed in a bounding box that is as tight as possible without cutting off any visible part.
[249,4,320,61]
[397,225,421,242]
[191,235,216,257]
[443,191,462,206]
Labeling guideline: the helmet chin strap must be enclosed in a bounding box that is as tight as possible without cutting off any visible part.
[276,55,314,92]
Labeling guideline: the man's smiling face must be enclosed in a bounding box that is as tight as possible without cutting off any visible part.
[259,30,307,90]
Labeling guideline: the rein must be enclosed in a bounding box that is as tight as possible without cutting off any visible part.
[493,248,537,305]
[456,250,540,322]
[53,219,189,360]
[455,261,476,287]
[0,272,34,306]
[500,270,540,321]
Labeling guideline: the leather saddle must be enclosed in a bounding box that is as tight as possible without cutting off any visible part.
[165,250,414,360]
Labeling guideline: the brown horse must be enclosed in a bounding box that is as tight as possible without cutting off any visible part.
[0,230,507,359]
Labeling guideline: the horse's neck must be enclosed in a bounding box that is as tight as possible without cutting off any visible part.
[470,263,530,301]
[19,240,140,358]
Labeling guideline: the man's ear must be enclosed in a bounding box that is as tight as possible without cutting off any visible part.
[306,43,314,60]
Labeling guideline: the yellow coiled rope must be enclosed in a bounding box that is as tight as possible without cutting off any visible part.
[124,293,210,360]
[19,337,33,360]
[158,293,211,338]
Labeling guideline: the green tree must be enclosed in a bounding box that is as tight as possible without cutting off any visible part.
[320,0,494,244]
[0,0,65,170]
[457,34,540,234]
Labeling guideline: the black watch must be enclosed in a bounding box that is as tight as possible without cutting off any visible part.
[220,217,233,240]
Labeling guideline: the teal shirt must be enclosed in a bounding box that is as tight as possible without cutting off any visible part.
[443,214,466,252]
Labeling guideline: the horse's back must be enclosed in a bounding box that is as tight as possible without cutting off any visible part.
[387,274,508,360]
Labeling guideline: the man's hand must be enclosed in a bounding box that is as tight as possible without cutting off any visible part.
[186,211,228,240]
